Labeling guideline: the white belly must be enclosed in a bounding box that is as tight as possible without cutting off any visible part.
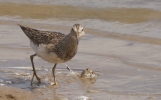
[30,41,65,63]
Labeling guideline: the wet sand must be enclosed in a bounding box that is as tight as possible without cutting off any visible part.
[0,86,36,100]
[1,2,161,100]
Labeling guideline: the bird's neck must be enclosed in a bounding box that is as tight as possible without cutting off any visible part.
[68,30,79,45]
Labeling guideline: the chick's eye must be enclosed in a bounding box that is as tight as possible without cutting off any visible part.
[82,29,83,31]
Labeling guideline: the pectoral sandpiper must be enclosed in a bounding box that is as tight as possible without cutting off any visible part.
[18,24,85,85]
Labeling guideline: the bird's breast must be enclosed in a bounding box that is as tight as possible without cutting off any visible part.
[30,41,65,63]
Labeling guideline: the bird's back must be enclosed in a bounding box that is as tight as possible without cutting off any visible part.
[18,25,66,46]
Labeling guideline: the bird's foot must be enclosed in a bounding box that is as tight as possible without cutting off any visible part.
[35,75,41,83]
[54,81,58,86]
[31,74,41,85]
[51,79,58,87]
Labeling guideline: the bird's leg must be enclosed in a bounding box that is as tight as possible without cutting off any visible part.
[52,63,57,86]
[30,54,41,85]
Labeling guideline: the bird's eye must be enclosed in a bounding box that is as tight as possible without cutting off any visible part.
[82,29,83,31]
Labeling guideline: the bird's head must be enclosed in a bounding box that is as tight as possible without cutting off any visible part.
[71,24,85,39]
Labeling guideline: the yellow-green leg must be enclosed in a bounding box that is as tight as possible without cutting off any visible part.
[30,54,41,85]
[52,63,57,86]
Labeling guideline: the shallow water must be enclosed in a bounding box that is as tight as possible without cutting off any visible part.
[0,1,161,100]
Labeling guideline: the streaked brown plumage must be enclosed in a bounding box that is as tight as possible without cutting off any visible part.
[18,24,85,85]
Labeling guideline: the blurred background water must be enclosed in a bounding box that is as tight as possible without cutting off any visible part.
[0,0,161,38]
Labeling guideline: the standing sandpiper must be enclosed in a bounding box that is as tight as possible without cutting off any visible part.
[18,24,85,85]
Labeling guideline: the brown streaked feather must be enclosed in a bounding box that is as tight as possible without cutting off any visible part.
[18,24,66,46]
[52,32,78,61]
